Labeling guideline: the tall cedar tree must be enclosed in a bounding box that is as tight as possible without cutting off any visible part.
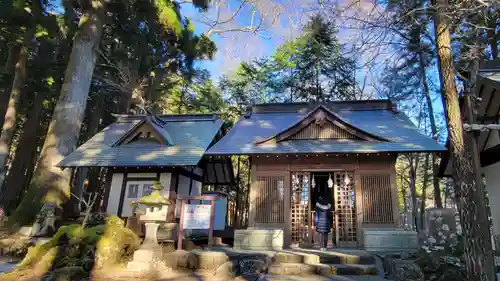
[432,0,496,279]
[293,15,357,102]
[12,0,212,225]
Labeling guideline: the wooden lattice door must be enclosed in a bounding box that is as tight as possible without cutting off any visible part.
[291,172,310,244]
[333,172,357,247]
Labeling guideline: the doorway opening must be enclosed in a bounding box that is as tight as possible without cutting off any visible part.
[311,172,335,247]
[290,171,357,247]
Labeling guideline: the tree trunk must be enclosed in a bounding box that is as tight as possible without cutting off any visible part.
[417,50,443,208]
[12,4,104,226]
[433,0,495,279]
[0,44,21,129]
[65,94,104,217]
[0,93,44,214]
[420,154,430,230]
[234,156,241,228]
[0,28,34,191]
[408,156,419,231]
[401,173,408,227]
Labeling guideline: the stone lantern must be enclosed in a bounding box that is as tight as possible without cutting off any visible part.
[127,182,173,271]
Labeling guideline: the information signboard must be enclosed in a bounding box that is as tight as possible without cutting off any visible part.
[182,204,212,229]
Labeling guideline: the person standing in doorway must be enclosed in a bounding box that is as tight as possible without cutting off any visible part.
[314,195,332,251]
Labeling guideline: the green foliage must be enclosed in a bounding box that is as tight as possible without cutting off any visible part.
[220,14,358,106]
[156,1,182,36]
[137,181,172,204]
[292,15,357,101]
[17,216,139,272]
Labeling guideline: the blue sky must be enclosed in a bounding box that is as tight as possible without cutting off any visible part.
[181,0,447,139]
[48,0,446,138]
[180,0,314,76]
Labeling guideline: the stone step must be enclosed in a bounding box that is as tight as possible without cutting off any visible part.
[268,263,317,275]
[317,254,375,265]
[276,250,375,265]
[315,264,378,276]
[261,273,386,281]
[268,263,377,276]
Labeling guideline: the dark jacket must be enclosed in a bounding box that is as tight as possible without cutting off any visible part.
[314,202,332,233]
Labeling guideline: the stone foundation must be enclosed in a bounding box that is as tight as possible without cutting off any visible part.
[234,228,284,250]
[363,228,418,252]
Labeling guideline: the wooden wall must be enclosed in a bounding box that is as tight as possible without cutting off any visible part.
[248,154,398,248]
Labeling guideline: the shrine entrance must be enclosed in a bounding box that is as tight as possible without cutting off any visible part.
[291,171,357,248]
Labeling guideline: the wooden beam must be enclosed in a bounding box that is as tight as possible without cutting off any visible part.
[101,169,113,212]
[248,158,257,227]
[117,172,128,217]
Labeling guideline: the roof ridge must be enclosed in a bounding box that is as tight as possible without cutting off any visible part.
[113,113,220,122]
[251,100,394,114]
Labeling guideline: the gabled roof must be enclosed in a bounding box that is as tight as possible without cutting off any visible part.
[58,114,224,167]
[114,115,175,146]
[256,104,389,144]
[205,100,445,155]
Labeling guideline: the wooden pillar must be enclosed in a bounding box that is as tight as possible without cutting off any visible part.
[308,172,312,244]
[248,159,257,227]
[390,163,400,226]
[354,171,363,248]
[284,167,292,248]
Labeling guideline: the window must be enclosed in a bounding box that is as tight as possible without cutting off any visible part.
[142,183,153,196]
[127,184,139,198]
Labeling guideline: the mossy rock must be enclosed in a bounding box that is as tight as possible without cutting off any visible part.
[164,250,198,270]
[18,216,140,271]
[0,235,33,257]
[94,216,140,268]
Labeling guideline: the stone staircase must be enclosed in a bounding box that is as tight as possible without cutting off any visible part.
[162,248,380,279]
[267,249,378,276]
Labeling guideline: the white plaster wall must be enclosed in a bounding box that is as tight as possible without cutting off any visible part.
[106,172,173,217]
[176,175,191,217]
[483,161,500,236]
[106,173,124,215]
[128,173,157,178]
[191,180,202,196]
[159,172,172,196]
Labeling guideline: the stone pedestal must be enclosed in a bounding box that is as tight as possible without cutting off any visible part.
[363,228,418,252]
[127,185,173,272]
[127,222,162,271]
[234,228,284,250]
[423,208,457,247]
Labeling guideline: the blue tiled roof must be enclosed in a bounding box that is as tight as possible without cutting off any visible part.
[58,115,224,167]
[205,108,445,155]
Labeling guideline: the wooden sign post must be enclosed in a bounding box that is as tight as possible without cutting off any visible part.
[177,195,217,249]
